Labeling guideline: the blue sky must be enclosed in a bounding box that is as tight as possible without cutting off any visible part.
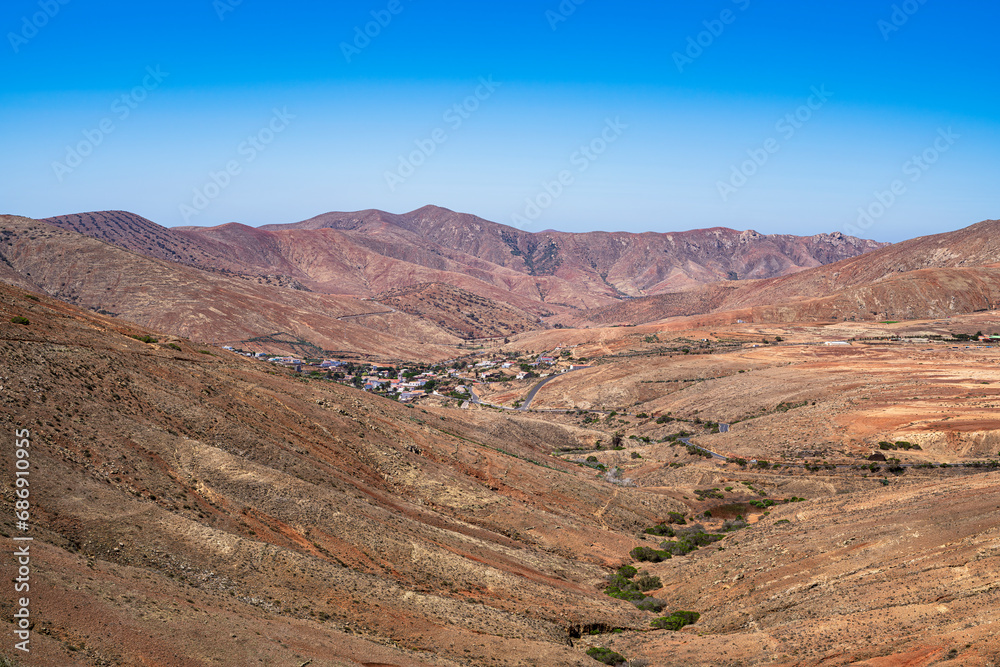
[2,0,998,241]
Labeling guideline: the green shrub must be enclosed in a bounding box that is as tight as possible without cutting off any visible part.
[605,572,646,601]
[636,573,661,591]
[687,445,713,458]
[651,610,700,631]
[586,647,626,665]
[10,316,29,325]
[630,546,671,563]
[130,334,158,343]
[167,343,182,351]
[606,585,645,602]
[634,597,667,612]
[719,519,746,532]
[659,536,716,556]
[644,524,675,537]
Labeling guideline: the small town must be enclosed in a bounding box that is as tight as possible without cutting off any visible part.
[219,345,589,405]
[220,329,1000,408]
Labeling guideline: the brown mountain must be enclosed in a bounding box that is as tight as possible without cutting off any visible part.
[43,206,884,313]
[375,282,540,340]
[0,215,462,360]
[590,219,1000,324]
[259,205,886,296]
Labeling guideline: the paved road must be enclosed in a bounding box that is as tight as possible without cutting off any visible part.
[467,366,591,412]
[518,366,590,411]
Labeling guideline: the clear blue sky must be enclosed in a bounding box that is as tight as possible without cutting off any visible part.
[2,0,998,241]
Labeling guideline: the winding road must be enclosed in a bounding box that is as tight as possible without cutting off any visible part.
[468,366,591,411]
[518,366,590,411]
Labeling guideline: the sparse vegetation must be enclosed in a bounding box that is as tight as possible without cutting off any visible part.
[634,597,667,612]
[635,572,662,591]
[879,440,921,451]
[10,316,29,325]
[644,524,675,537]
[586,647,627,665]
[657,527,725,556]
[651,610,700,631]
[630,545,671,563]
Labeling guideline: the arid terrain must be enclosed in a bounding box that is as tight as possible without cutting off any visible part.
[2,212,1000,666]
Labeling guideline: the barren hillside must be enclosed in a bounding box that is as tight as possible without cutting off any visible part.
[589,220,1000,324]
[0,216,459,361]
[43,207,884,314]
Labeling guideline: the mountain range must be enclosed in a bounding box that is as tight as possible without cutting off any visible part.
[0,206,882,356]
[1,206,996,358]
[43,207,885,302]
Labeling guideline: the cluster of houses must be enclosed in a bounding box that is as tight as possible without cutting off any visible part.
[220,345,578,404]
